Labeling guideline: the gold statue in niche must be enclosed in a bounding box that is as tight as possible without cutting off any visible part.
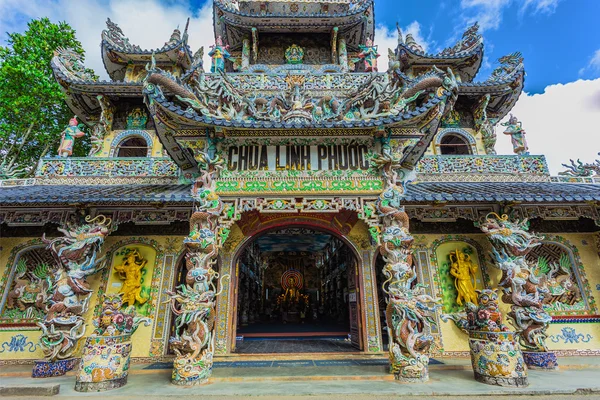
[113,249,148,307]
[449,248,478,306]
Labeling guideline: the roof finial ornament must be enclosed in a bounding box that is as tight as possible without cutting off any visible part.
[103,17,141,52]
[404,33,424,53]
[396,22,404,45]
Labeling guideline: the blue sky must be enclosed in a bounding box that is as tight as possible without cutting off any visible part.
[0,0,599,172]
[1,0,599,91]
[370,0,600,93]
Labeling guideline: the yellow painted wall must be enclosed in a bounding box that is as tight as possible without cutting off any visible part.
[0,235,185,362]
[95,130,164,158]
[1,231,598,361]
[426,127,488,156]
[419,232,600,354]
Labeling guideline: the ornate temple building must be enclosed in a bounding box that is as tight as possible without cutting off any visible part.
[1,0,600,386]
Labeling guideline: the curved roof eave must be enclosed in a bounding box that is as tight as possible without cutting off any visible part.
[101,37,194,81]
[214,0,373,19]
[144,87,451,130]
[398,41,484,81]
[458,64,525,120]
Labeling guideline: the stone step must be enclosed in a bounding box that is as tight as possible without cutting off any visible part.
[0,384,59,397]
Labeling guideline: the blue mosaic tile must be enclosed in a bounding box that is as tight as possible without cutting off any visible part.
[353,359,388,366]
[143,362,173,370]
[273,360,315,367]
[229,361,274,368]
[314,360,355,367]
[213,362,234,368]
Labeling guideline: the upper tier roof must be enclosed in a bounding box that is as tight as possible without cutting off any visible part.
[394,23,484,82]
[214,0,374,51]
[101,18,195,81]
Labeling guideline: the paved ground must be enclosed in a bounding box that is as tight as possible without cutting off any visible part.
[1,357,599,398]
[236,338,357,353]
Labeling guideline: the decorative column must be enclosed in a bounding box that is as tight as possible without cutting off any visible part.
[168,148,230,386]
[443,290,529,387]
[338,37,348,72]
[372,130,440,382]
[34,215,113,378]
[75,294,150,392]
[480,213,557,369]
[241,37,250,71]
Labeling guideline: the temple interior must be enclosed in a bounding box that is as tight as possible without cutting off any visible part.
[233,228,361,353]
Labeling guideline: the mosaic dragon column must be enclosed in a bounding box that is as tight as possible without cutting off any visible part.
[480,213,557,369]
[34,215,113,378]
[168,148,230,386]
[373,132,440,382]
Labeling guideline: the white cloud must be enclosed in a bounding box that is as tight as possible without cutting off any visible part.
[460,0,511,31]
[495,78,600,174]
[375,21,431,72]
[460,0,560,31]
[521,0,561,14]
[579,49,600,78]
[0,0,214,80]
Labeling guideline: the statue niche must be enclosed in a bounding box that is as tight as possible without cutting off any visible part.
[112,248,149,309]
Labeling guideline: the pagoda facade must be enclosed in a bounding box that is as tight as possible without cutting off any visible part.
[1,0,599,387]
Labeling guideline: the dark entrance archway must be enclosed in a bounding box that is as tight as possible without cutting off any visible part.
[232,226,363,354]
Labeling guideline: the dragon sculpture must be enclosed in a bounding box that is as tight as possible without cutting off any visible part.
[372,131,441,381]
[479,213,552,353]
[559,153,600,177]
[489,52,524,82]
[168,145,229,386]
[473,94,498,155]
[89,95,115,156]
[143,52,457,125]
[37,215,113,362]
[53,47,97,82]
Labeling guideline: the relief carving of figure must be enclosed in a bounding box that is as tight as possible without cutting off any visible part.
[113,249,148,308]
[4,259,52,320]
[449,248,478,306]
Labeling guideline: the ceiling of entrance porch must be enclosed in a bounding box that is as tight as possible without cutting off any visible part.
[256,231,331,253]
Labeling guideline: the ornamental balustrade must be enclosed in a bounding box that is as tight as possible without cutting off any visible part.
[35,157,179,179]
[416,155,549,175]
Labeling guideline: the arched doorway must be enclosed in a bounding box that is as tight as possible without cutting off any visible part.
[115,136,149,157]
[232,226,363,354]
[439,133,472,155]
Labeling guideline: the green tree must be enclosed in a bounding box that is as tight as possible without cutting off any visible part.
[0,18,95,178]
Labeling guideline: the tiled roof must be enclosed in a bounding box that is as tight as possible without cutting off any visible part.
[1,182,599,206]
[146,86,452,129]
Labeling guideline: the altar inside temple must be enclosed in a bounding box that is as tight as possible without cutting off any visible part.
[234,228,361,352]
